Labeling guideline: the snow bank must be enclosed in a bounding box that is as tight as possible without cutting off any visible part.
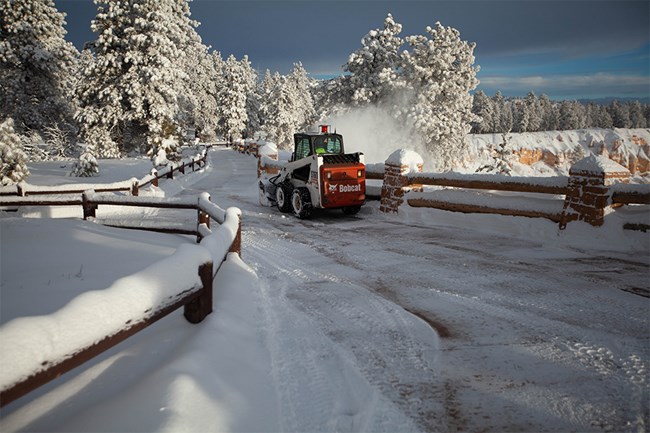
[465,128,650,178]
[0,244,212,393]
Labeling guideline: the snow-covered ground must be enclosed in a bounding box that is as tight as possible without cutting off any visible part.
[1,147,648,432]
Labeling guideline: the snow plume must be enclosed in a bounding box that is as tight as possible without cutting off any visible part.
[324,105,433,168]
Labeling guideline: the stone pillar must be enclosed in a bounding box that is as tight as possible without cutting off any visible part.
[257,142,279,178]
[379,149,424,213]
[559,155,630,229]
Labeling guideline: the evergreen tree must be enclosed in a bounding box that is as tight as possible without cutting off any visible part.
[344,13,403,106]
[627,100,646,128]
[76,0,197,161]
[539,93,559,131]
[245,81,263,139]
[258,69,276,132]
[263,73,300,149]
[476,131,512,175]
[471,90,495,134]
[607,100,631,128]
[0,118,30,185]
[492,91,512,133]
[287,62,316,131]
[216,55,256,141]
[70,145,100,177]
[512,99,529,133]
[559,100,586,130]
[523,91,541,132]
[0,0,78,136]
[398,21,479,170]
[173,6,220,141]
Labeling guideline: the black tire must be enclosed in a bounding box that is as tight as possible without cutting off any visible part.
[291,188,313,219]
[342,206,361,215]
[276,182,293,213]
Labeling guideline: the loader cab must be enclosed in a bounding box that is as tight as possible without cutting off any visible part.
[292,132,344,162]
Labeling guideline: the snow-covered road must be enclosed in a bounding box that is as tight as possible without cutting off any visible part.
[182,147,649,432]
[2,146,647,432]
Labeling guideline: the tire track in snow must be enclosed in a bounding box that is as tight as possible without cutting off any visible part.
[243,226,443,432]
[205,149,649,432]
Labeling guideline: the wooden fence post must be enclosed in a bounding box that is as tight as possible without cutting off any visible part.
[150,169,159,187]
[184,262,213,324]
[131,178,139,196]
[197,193,211,243]
[82,192,97,220]
[228,215,242,258]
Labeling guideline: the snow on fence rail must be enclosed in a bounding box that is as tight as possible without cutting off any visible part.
[247,142,649,230]
[0,147,210,198]
[0,192,242,408]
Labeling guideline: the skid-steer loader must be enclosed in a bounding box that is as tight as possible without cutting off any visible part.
[259,126,366,219]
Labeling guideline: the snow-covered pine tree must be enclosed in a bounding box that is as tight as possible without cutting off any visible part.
[70,146,100,177]
[245,83,263,139]
[216,55,256,141]
[607,100,631,129]
[523,91,542,132]
[539,93,559,131]
[476,131,512,176]
[76,0,194,162]
[492,91,512,133]
[287,62,316,131]
[258,69,276,132]
[171,3,221,142]
[0,0,78,137]
[262,72,301,149]
[0,118,30,185]
[312,75,353,121]
[344,13,403,106]
[471,90,495,134]
[627,101,647,128]
[398,21,479,170]
[559,100,583,130]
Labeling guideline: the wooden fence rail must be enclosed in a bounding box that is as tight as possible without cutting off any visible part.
[250,145,648,230]
[0,191,241,408]
[0,147,209,198]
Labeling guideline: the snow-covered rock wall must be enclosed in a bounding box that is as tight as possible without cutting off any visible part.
[465,128,650,179]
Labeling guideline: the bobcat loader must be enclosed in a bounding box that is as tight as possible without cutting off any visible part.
[259,126,366,219]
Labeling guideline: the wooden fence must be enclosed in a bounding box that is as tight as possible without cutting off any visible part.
[249,144,649,230]
[0,191,241,408]
[0,147,209,198]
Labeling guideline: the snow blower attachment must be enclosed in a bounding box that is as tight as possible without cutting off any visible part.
[259,126,366,218]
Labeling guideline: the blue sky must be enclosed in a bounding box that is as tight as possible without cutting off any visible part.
[54,0,649,101]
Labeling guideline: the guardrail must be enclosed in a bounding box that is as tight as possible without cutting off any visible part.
[0,191,242,408]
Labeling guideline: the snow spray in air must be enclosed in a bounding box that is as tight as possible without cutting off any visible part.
[322,105,433,169]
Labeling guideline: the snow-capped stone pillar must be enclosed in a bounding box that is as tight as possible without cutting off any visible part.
[257,142,279,178]
[559,155,630,229]
[379,149,424,213]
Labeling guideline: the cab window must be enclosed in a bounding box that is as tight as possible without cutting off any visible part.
[294,137,310,160]
[313,136,343,155]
